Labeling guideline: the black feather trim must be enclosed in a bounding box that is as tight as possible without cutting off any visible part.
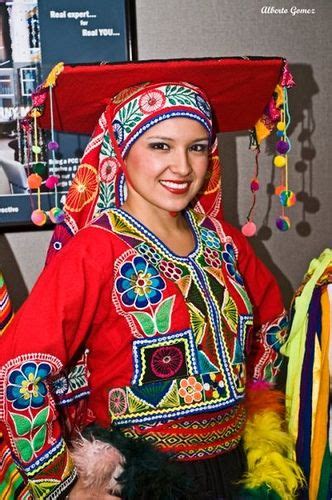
[82,424,199,500]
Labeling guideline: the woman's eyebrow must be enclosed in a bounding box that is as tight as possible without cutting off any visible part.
[146,136,209,142]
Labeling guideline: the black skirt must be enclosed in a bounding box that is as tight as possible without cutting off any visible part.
[175,443,247,500]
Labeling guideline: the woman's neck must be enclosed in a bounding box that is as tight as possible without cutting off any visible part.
[120,200,195,256]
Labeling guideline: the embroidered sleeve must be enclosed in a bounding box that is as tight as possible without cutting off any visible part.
[0,228,113,499]
[227,226,288,385]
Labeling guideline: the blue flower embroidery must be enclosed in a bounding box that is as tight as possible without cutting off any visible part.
[266,315,289,350]
[195,93,212,119]
[116,256,165,309]
[222,243,244,285]
[112,120,125,144]
[7,361,51,410]
[201,228,221,249]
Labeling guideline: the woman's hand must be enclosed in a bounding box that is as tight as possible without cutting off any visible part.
[68,477,121,499]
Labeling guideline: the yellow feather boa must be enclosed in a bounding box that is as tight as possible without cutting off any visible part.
[241,410,305,499]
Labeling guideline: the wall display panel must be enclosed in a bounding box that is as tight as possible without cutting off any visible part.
[0,0,137,229]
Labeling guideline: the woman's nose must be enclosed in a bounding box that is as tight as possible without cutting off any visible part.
[169,149,192,176]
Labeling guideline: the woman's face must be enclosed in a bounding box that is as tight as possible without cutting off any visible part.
[123,118,209,215]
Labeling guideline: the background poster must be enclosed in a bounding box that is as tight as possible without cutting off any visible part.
[0,0,133,227]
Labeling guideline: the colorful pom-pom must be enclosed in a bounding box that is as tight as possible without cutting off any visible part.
[275,185,286,196]
[27,173,42,189]
[241,221,257,237]
[33,162,47,175]
[273,155,286,168]
[276,130,284,138]
[31,209,47,226]
[276,215,291,231]
[279,190,296,207]
[32,145,42,154]
[45,175,60,189]
[276,140,290,155]
[277,122,285,131]
[250,178,260,192]
[48,140,59,151]
[49,207,65,224]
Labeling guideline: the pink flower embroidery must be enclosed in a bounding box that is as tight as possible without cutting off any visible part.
[139,90,166,114]
[99,157,119,183]
[179,376,203,404]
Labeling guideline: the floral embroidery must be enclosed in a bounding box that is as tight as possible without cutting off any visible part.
[159,260,183,280]
[116,255,165,309]
[7,362,51,410]
[202,373,226,399]
[99,157,119,183]
[222,243,244,285]
[112,119,125,144]
[195,93,212,119]
[178,376,203,404]
[109,388,127,416]
[201,228,221,249]
[150,346,184,378]
[265,314,289,350]
[203,247,222,268]
[64,164,98,212]
[139,89,166,114]
[52,375,69,396]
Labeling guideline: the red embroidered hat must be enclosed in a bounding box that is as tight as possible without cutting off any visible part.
[28,56,295,237]
[36,56,288,136]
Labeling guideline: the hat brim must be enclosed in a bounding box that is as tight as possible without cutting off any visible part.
[38,56,285,135]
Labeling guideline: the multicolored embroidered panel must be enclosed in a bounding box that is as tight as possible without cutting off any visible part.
[91,208,256,431]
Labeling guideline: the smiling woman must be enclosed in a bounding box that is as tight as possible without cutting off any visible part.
[0,60,304,500]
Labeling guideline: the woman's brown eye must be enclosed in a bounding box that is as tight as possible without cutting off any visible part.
[150,143,168,150]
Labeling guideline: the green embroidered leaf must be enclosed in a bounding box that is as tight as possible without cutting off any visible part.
[32,425,47,453]
[11,413,32,436]
[132,311,155,336]
[32,407,49,429]
[16,438,33,462]
[155,296,175,334]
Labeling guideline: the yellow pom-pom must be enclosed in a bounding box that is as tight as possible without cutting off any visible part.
[274,155,286,168]
[277,121,285,131]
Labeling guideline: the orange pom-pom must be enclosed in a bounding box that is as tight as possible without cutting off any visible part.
[27,173,42,189]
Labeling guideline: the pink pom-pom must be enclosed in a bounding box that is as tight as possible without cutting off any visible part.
[31,209,47,226]
[45,175,59,189]
[241,221,257,237]
[250,178,260,192]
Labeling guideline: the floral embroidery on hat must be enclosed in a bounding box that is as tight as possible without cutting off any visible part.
[99,157,119,183]
[64,163,98,212]
[139,89,166,114]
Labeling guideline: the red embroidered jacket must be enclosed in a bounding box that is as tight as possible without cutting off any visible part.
[0,209,288,498]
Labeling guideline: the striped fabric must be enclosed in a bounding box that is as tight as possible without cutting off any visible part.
[0,272,14,335]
